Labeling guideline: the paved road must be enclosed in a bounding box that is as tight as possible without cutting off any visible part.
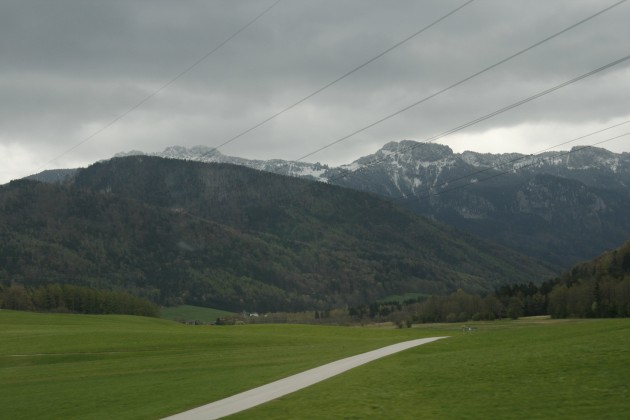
[163,336,447,420]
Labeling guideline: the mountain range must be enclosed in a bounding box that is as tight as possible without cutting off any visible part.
[99,142,630,268]
[11,140,629,312]
[331,142,630,267]
[5,156,557,311]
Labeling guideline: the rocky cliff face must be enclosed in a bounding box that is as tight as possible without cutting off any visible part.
[330,141,629,268]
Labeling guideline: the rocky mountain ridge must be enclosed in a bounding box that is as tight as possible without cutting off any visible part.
[28,141,630,268]
[143,142,630,267]
[114,141,630,188]
[332,141,629,267]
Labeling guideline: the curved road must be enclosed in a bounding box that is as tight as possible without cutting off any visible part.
[163,336,447,420]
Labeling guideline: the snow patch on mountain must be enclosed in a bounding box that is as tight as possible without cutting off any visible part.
[112,141,629,196]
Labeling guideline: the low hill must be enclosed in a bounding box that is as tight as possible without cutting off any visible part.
[547,240,630,318]
[0,157,553,311]
[491,240,630,319]
[559,240,630,283]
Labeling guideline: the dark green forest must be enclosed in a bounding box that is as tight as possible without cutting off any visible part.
[348,240,630,324]
[0,157,553,312]
[546,240,630,318]
[0,282,158,317]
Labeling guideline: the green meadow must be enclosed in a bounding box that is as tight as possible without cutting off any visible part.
[1,311,629,419]
[159,305,234,323]
[0,310,427,419]
[233,318,630,419]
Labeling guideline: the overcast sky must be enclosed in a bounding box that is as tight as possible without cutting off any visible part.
[1,0,630,184]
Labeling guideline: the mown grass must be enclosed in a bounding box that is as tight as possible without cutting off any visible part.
[2,312,629,419]
[159,304,234,323]
[231,317,630,419]
[0,310,432,419]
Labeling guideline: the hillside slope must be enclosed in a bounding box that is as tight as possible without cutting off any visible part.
[29,143,629,268]
[1,157,553,311]
[545,240,630,318]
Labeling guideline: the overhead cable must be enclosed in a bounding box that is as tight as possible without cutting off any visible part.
[33,0,282,174]
[294,0,628,163]
[325,52,630,186]
[203,0,476,154]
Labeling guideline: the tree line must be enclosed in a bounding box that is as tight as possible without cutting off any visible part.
[0,282,158,317]
[347,278,629,326]
[349,241,630,324]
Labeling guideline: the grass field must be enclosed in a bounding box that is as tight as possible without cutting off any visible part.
[0,310,429,419]
[159,305,234,323]
[232,318,630,419]
[2,311,629,419]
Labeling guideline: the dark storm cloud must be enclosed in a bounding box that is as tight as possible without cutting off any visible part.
[1,0,629,183]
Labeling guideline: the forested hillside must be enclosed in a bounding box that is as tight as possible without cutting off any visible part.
[1,157,553,311]
[0,282,158,316]
[81,142,630,269]
[357,240,630,324]
[547,240,630,318]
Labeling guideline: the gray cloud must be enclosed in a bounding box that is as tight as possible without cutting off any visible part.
[1,0,629,183]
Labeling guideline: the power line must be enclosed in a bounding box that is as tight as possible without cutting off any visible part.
[255,52,630,211]
[33,0,282,174]
[169,0,630,220]
[294,0,628,163]
[202,0,476,154]
[324,52,630,186]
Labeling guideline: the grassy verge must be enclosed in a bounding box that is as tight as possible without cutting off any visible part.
[231,317,630,419]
